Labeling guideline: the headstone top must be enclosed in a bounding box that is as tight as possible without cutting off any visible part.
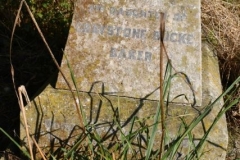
[56,0,202,105]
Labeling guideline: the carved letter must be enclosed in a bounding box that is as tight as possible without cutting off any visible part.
[110,47,117,57]
[132,29,140,38]
[123,28,131,37]
[145,52,152,61]
[128,50,136,60]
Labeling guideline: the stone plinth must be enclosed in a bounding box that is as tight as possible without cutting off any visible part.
[20,43,228,159]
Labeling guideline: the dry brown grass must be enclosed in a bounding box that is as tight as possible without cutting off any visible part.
[202,0,240,86]
[202,0,240,158]
[202,0,240,119]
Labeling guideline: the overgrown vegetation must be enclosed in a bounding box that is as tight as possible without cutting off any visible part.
[202,0,240,158]
[0,0,74,154]
[202,0,240,87]
[0,0,74,94]
[0,0,240,159]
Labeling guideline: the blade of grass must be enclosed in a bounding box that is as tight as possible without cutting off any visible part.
[9,2,33,158]
[145,102,161,160]
[21,0,85,130]
[0,128,31,159]
[64,133,87,159]
[145,57,173,160]
[32,136,47,160]
[64,54,87,126]
[120,116,137,159]
[159,12,165,159]
[188,98,240,159]
[162,104,212,159]
[115,119,134,156]
[162,76,240,159]
[18,85,34,160]
[180,117,199,160]
[64,53,107,159]
[92,131,108,158]
[168,118,185,159]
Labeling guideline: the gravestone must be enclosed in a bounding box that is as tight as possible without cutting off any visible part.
[56,0,202,106]
[20,0,228,159]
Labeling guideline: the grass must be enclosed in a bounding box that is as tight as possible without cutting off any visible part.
[6,59,240,159]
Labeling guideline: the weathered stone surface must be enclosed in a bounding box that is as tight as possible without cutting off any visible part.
[56,0,202,105]
[200,43,228,159]
[20,43,228,159]
[20,0,228,159]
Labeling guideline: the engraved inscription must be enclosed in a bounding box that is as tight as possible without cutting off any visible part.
[110,47,152,61]
[56,0,202,105]
[75,3,195,62]
[89,4,161,19]
[76,22,193,44]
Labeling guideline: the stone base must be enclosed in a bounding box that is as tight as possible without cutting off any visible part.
[20,43,228,159]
